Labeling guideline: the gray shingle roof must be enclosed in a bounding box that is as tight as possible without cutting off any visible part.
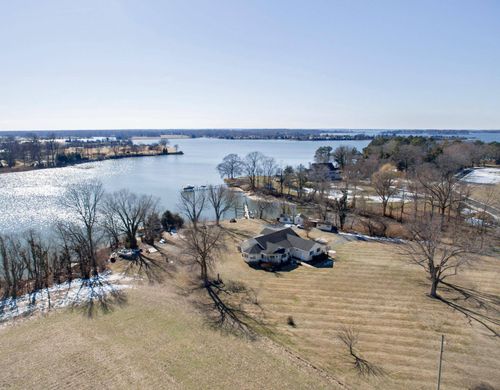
[241,227,320,255]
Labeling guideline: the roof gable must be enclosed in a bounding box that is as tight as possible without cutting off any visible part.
[241,227,321,255]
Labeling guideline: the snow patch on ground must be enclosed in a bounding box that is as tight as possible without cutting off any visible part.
[339,232,405,243]
[0,271,134,325]
[462,168,500,184]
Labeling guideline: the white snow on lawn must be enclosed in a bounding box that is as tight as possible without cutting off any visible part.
[0,271,134,325]
[462,168,500,184]
[339,232,405,243]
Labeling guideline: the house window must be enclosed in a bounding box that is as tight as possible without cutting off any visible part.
[309,251,314,255]
[317,248,320,252]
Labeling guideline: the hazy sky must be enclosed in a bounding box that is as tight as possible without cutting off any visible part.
[1,0,499,130]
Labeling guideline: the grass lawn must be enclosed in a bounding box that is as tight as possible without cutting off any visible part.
[0,281,335,389]
[216,219,500,390]
[0,218,498,389]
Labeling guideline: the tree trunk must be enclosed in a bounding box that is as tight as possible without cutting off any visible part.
[200,260,208,286]
[129,235,138,249]
[430,276,440,298]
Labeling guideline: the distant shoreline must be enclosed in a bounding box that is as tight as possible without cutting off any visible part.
[0,150,184,176]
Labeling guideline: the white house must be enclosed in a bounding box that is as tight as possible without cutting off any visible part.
[294,213,308,226]
[316,221,335,232]
[240,227,328,265]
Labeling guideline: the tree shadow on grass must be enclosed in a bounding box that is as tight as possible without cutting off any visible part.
[438,282,500,337]
[122,252,172,284]
[70,277,128,319]
[190,278,272,340]
[219,225,257,242]
[337,326,387,378]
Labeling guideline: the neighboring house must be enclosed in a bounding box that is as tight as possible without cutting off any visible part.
[294,213,308,226]
[310,162,341,181]
[316,221,336,232]
[240,227,327,265]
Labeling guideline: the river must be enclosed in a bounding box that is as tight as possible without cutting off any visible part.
[0,138,371,235]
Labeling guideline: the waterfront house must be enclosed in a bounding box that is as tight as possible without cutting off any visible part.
[240,227,327,265]
[310,162,341,181]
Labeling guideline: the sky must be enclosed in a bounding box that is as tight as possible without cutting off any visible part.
[0,0,499,130]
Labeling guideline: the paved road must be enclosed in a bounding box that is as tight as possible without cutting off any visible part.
[465,197,500,221]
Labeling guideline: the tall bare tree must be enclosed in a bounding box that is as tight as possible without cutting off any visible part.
[261,156,278,190]
[403,216,480,298]
[181,224,226,286]
[217,153,244,180]
[254,198,273,219]
[0,234,26,298]
[59,180,105,278]
[103,189,157,249]
[295,164,308,199]
[179,189,206,227]
[207,185,236,225]
[417,165,461,226]
[22,231,52,292]
[243,151,264,190]
[371,164,399,217]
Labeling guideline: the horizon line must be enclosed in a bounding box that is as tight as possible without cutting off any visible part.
[1,127,500,133]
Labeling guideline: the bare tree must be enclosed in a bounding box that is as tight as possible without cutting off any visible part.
[417,165,461,226]
[254,198,273,219]
[45,133,59,167]
[207,185,236,225]
[295,164,308,198]
[243,151,264,190]
[181,224,226,286]
[333,189,349,230]
[282,165,295,196]
[103,189,157,249]
[371,164,399,217]
[0,234,26,299]
[217,153,244,180]
[60,180,104,278]
[402,216,480,298]
[309,164,330,198]
[178,189,206,227]
[261,156,278,190]
[22,231,52,292]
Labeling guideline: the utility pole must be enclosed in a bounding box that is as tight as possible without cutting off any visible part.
[437,334,445,390]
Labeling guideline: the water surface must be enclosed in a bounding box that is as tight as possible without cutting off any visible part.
[0,138,370,234]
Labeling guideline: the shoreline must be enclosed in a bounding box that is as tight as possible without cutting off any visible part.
[0,150,184,176]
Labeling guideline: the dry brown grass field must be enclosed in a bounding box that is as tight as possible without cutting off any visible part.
[0,280,335,389]
[0,219,498,389]
[216,219,500,390]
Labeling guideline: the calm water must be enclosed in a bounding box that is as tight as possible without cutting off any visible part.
[0,138,370,234]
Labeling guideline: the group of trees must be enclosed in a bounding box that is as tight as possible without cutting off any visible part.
[0,135,169,170]
[178,185,238,226]
[0,135,61,168]
[363,136,500,172]
[0,181,166,300]
[217,151,311,197]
